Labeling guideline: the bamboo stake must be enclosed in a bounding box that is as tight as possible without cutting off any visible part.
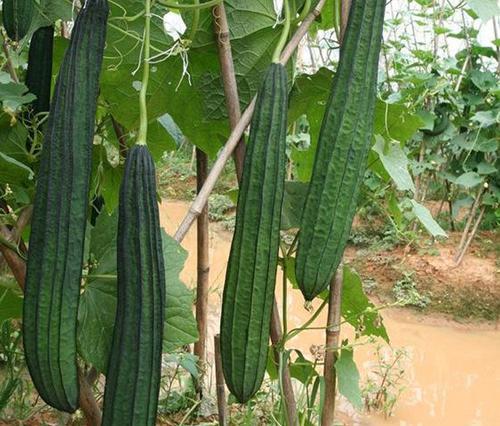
[214,334,228,426]
[213,3,245,182]
[174,0,327,242]
[321,269,344,426]
[455,206,485,267]
[194,149,210,389]
[455,186,484,259]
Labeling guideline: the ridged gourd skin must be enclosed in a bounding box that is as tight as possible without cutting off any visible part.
[2,0,34,41]
[26,26,54,115]
[22,0,108,413]
[295,0,386,301]
[101,145,166,426]
[220,63,288,403]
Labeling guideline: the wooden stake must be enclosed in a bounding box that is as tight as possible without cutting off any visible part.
[456,186,484,260]
[213,3,246,182]
[214,334,228,426]
[455,206,485,267]
[321,269,344,426]
[174,0,327,242]
[194,149,210,388]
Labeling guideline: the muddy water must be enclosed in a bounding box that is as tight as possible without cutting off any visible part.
[159,200,500,425]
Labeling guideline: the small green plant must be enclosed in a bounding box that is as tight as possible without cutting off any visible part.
[392,272,430,309]
[208,194,235,230]
[363,345,407,418]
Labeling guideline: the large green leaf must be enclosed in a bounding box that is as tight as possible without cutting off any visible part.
[410,200,447,238]
[339,267,389,342]
[101,0,286,157]
[372,135,415,192]
[335,346,363,410]
[77,212,198,373]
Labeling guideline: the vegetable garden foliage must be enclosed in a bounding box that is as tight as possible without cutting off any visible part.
[0,0,497,422]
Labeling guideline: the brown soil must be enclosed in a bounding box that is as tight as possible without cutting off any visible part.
[346,230,500,322]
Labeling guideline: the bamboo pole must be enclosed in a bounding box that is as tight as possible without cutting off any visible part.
[455,206,485,267]
[173,0,327,242]
[455,186,484,260]
[193,149,210,388]
[321,269,344,426]
[213,3,245,182]
[214,334,228,426]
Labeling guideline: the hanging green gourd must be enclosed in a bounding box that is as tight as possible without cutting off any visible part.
[101,1,166,424]
[219,0,291,403]
[295,0,387,301]
[22,0,108,413]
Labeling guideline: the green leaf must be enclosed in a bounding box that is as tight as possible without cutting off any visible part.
[0,82,36,111]
[372,136,415,192]
[470,70,497,91]
[455,171,483,188]
[281,181,308,230]
[335,346,363,410]
[471,111,497,127]
[476,162,497,175]
[0,152,34,185]
[373,102,424,142]
[410,200,447,237]
[0,284,23,323]
[340,267,389,342]
[162,230,199,352]
[289,351,317,385]
[78,212,198,372]
[467,0,500,21]
[77,279,117,373]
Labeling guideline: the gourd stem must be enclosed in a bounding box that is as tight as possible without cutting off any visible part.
[158,0,222,10]
[189,0,200,40]
[297,0,311,22]
[137,0,152,146]
[273,0,291,63]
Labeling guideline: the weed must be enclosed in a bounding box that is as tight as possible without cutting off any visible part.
[362,345,408,418]
[392,272,430,309]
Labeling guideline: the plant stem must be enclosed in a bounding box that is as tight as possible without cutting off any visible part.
[273,0,292,63]
[297,0,311,22]
[137,0,152,146]
[158,0,222,9]
[189,0,201,40]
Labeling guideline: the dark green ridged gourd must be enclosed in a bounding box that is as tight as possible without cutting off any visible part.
[101,145,166,426]
[2,0,34,41]
[295,0,386,301]
[22,0,108,413]
[26,26,54,115]
[220,63,288,403]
